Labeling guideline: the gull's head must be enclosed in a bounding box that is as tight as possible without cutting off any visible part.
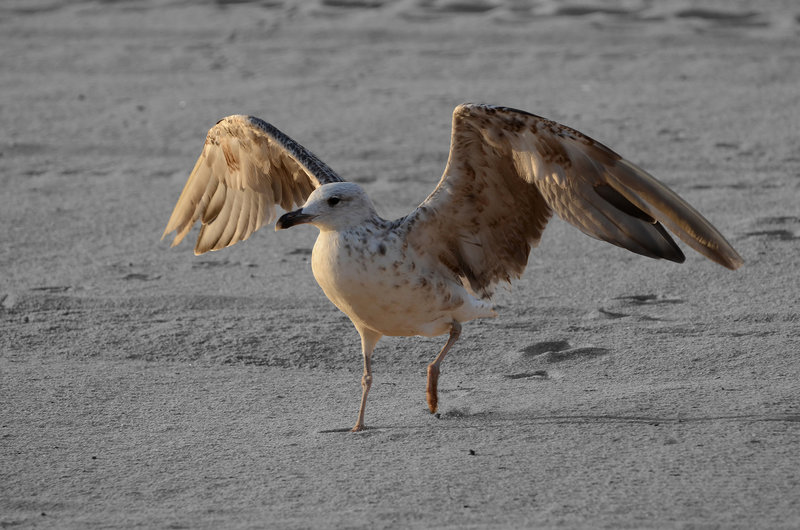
[275,182,378,232]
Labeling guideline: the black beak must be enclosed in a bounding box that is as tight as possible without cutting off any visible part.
[275,208,315,230]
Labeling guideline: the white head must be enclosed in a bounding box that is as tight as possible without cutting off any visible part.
[275,182,378,232]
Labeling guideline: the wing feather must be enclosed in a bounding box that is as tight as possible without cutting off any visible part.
[203,179,227,224]
[405,103,742,298]
[162,115,343,255]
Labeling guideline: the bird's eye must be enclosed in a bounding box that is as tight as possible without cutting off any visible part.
[327,197,341,207]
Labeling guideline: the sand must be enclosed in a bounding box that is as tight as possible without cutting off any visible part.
[1,1,799,528]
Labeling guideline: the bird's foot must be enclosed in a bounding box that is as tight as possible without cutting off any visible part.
[351,422,366,433]
[426,364,440,413]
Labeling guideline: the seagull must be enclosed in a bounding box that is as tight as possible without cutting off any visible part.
[163,103,743,431]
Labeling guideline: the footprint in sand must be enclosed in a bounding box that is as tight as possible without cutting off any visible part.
[587,294,684,323]
[545,347,610,363]
[122,272,161,281]
[591,307,629,319]
[504,370,549,380]
[320,0,390,9]
[744,216,800,242]
[553,5,636,17]
[192,259,234,269]
[520,340,572,357]
[613,294,684,306]
[674,8,766,27]
[29,286,71,293]
[514,340,609,366]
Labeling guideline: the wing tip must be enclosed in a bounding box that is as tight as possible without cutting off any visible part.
[664,247,686,265]
[718,250,744,271]
[193,239,213,255]
[161,226,181,247]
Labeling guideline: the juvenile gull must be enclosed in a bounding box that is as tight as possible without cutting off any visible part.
[163,103,743,431]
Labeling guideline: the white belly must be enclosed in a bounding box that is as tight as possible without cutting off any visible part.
[311,230,494,337]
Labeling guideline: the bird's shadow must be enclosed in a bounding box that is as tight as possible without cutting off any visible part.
[319,426,359,434]
[318,411,800,434]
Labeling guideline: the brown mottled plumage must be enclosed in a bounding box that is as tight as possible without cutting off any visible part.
[163,104,742,431]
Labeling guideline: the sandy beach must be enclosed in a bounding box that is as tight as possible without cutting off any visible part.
[1,1,799,528]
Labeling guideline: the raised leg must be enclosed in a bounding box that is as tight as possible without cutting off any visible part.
[352,327,382,432]
[426,321,461,414]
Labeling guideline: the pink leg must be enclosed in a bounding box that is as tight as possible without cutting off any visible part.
[426,321,461,414]
[352,328,381,432]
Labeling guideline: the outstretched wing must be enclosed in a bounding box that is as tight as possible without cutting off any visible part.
[162,115,343,255]
[405,103,742,298]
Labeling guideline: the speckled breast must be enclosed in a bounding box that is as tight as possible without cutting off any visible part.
[310,228,475,337]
